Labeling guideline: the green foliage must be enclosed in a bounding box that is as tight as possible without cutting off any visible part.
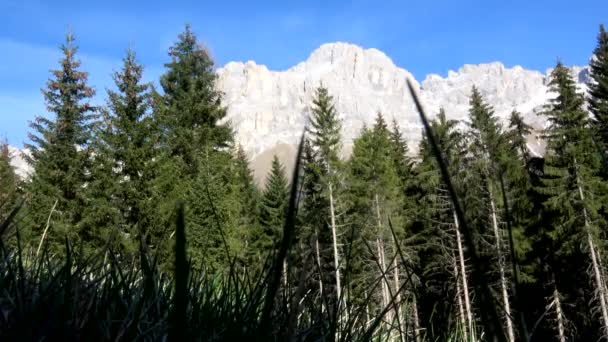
[534,61,607,337]
[507,110,532,164]
[153,25,243,271]
[234,145,261,253]
[257,155,288,254]
[0,142,19,224]
[82,49,157,256]
[415,108,470,339]
[24,32,97,254]
[157,24,232,175]
[589,24,608,149]
[307,86,342,177]
[302,86,345,312]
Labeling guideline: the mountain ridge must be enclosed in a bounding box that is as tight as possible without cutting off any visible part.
[10,42,590,183]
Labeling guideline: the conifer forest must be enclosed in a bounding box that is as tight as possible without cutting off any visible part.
[3,24,608,341]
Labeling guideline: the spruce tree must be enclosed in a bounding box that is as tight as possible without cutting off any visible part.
[415,108,473,340]
[589,24,608,151]
[257,155,289,254]
[504,109,534,262]
[389,119,414,188]
[155,25,237,270]
[235,145,260,230]
[0,141,18,223]
[347,113,406,323]
[507,110,532,165]
[304,86,344,310]
[537,61,608,340]
[24,32,96,252]
[84,49,156,254]
[234,145,261,264]
[157,24,231,177]
[466,86,515,342]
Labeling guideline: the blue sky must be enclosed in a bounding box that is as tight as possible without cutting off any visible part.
[0,0,606,147]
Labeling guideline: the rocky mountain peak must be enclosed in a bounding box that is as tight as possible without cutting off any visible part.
[10,43,591,184]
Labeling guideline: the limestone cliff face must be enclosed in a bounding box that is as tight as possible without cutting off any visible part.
[216,42,588,182]
[216,42,420,159]
[11,42,590,183]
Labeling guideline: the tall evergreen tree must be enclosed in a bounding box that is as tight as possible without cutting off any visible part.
[155,25,238,270]
[589,24,608,152]
[304,86,345,311]
[0,141,18,224]
[84,49,156,254]
[24,32,96,252]
[466,86,516,342]
[257,155,288,254]
[235,145,260,232]
[389,119,414,187]
[536,61,608,340]
[157,24,232,177]
[347,113,408,325]
[415,108,472,340]
[507,110,532,166]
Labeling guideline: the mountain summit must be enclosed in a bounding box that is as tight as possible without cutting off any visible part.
[216,42,588,181]
[11,42,590,182]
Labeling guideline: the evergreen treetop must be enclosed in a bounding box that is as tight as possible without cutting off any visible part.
[307,86,342,175]
[258,155,289,248]
[158,25,232,176]
[589,24,608,144]
[507,110,532,164]
[87,48,156,250]
[0,141,18,222]
[24,31,96,249]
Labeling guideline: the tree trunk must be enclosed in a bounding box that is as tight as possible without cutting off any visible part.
[489,195,515,342]
[392,237,405,342]
[283,259,289,289]
[377,238,389,311]
[575,164,608,336]
[328,182,342,303]
[454,210,475,342]
[412,295,420,342]
[375,193,393,323]
[553,286,566,342]
[454,258,468,342]
[314,232,325,314]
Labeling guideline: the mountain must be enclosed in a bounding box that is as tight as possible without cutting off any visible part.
[216,42,589,182]
[8,145,29,179]
[11,42,590,183]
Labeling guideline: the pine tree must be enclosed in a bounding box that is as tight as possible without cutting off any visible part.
[0,141,18,224]
[257,155,289,254]
[538,61,608,340]
[84,49,156,254]
[415,108,473,341]
[234,145,261,264]
[24,32,96,253]
[155,25,238,270]
[504,110,534,279]
[305,86,344,311]
[589,24,608,152]
[507,110,532,166]
[466,86,515,342]
[347,113,407,326]
[235,145,260,230]
[157,24,232,177]
[389,119,414,188]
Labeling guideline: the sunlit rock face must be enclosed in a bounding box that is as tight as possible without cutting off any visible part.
[12,42,589,183]
[216,42,588,182]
